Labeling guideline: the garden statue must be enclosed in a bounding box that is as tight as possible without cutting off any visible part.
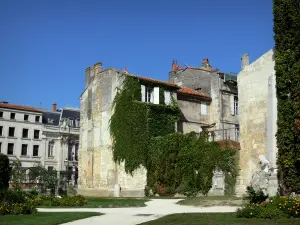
[250,155,272,195]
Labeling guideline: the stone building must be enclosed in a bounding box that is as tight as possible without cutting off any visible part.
[0,102,44,170]
[40,103,80,185]
[79,63,214,197]
[236,49,278,196]
[0,101,80,186]
[169,59,240,142]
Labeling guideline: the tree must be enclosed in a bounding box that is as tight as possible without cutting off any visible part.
[273,0,300,194]
[0,153,10,190]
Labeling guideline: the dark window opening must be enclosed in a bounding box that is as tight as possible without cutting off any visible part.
[8,127,15,137]
[24,115,29,121]
[0,126,2,136]
[21,144,27,156]
[0,111,3,118]
[7,143,14,155]
[0,142,2,153]
[34,130,40,139]
[33,145,39,156]
[10,113,15,120]
[35,116,40,122]
[22,129,29,138]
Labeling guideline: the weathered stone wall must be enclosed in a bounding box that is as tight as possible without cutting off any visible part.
[78,69,147,197]
[236,49,275,196]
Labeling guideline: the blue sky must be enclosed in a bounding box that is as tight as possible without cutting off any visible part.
[0,0,274,109]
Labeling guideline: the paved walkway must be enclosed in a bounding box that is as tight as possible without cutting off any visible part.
[37,199,238,225]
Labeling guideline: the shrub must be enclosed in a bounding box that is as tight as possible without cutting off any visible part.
[236,203,286,219]
[0,202,37,215]
[277,198,300,218]
[0,153,10,190]
[243,186,268,204]
[39,195,87,207]
[0,189,27,204]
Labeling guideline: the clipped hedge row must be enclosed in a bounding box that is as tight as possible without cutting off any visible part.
[0,202,37,215]
[38,195,87,207]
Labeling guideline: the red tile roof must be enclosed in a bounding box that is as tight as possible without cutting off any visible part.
[0,103,41,113]
[131,74,179,88]
[178,88,211,99]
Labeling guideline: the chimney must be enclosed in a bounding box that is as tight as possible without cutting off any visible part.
[52,102,57,111]
[123,67,128,74]
[94,62,102,75]
[172,60,178,71]
[241,53,249,70]
[202,58,211,69]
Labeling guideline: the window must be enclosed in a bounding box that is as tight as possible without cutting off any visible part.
[235,125,240,141]
[0,142,2,153]
[234,96,238,115]
[10,113,15,120]
[33,145,39,156]
[35,116,40,122]
[0,111,3,118]
[145,86,153,103]
[21,144,27,156]
[24,115,29,121]
[8,127,15,137]
[75,119,80,127]
[48,141,54,157]
[68,119,74,127]
[34,130,40,139]
[0,126,2,136]
[201,103,207,115]
[7,143,14,155]
[22,129,29,138]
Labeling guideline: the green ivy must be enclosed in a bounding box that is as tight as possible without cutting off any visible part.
[110,75,180,174]
[273,0,300,194]
[148,132,238,197]
[0,153,10,190]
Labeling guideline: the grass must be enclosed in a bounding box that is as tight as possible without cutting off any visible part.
[139,213,300,225]
[177,195,245,207]
[40,197,148,208]
[0,212,102,225]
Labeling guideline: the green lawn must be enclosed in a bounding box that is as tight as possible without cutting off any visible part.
[0,212,102,225]
[40,197,148,208]
[177,196,245,207]
[139,213,300,225]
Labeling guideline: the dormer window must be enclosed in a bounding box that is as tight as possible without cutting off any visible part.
[75,119,80,127]
[68,118,74,127]
[48,118,54,124]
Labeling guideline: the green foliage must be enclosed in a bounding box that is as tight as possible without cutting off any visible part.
[110,75,180,173]
[40,195,87,207]
[29,164,58,194]
[148,132,238,197]
[237,196,300,219]
[0,201,37,215]
[273,0,300,194]
[10,159,25,191]
[0,189,27,204]
[0,153,10,190]
[243,186,269,204]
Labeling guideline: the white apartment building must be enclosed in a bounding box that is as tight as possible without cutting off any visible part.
[0,101,80,185]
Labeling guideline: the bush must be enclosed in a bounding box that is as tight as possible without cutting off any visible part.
[38,195,87,207]
[236,203,286,219]
[277,198,300,218]
[0,189,27,204]
[0,153,10,190]
[243,186,268,204]
[0,201,37,215]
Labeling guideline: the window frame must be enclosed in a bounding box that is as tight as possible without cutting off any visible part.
[48,141,54,157]
[33,130,40,139]
[24,114,29,121]
[10,113,15,120]
[8,127,15,137]
[7,143,14,155]
[33,145,39,157]
[21,144,28,156]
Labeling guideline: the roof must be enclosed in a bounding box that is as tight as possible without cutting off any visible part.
[42,111,61,126]
[178,88,211,99]
[0,103,41,113]
[61,108,80,121]
[130,74,179,88]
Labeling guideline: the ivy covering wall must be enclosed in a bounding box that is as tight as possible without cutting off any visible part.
[110,75,180,173]
[273,0,300,194]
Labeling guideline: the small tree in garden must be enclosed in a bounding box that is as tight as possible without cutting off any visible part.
[10,158,25,191]
[0,153,10,190]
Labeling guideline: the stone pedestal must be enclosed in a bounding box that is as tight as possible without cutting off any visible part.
[114,184,120,197]
[267,169,278,196]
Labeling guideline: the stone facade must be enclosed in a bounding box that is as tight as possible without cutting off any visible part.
[169,59,239,142]
[79,66,149,197]
[236,49,278,196]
